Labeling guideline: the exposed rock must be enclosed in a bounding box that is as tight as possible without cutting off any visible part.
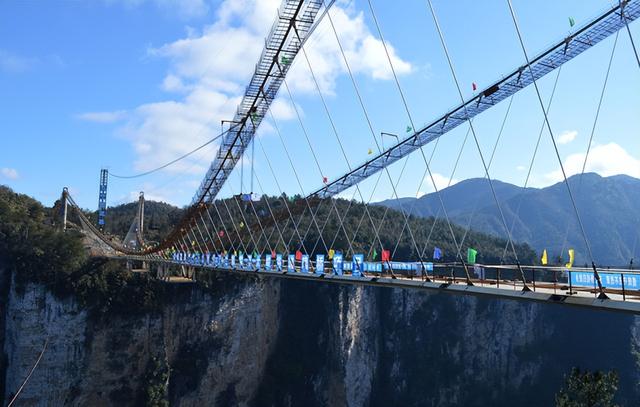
[3,270,640,406]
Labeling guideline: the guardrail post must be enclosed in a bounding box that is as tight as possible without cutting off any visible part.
[497,268,500,289]
[569,269,573,295]
[532,268,536,292]
[621,272,626,301]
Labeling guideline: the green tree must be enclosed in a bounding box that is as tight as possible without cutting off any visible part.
[555,368,619,407]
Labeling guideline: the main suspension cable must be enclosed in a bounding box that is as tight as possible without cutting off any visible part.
[505,0,606,297]
[367,0,472,281]
[559,31,619,259]
[426,0,528,287]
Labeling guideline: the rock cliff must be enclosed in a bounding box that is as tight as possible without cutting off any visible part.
[3,269,640,406]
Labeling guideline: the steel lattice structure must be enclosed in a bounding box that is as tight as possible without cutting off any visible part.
[193,0,323,205]
[308,0,640,199]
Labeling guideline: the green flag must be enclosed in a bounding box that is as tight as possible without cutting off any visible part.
[372,248,378,260]
[250,112,258,122]
[406,125,412,133]
[569,17,575,27]
[281,55,291,65]
[467,248,478,264]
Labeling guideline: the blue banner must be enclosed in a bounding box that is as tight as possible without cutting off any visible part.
[254,255,261,269]
[265,255,272,270]
[333,253,344,275]
[352,254,364,277]
[276,254,283,271]
[301,255,309,273]
[231,255,236,268]
[316,254,325,274]
[288,254,295,272]
[570,271,640,290]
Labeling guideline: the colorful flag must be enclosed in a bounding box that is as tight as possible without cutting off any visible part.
[569,17,575,27]
[372,248,378,260]
[381,249,391,262]
[541,249,548,266]
[295,250,302,261]
[281,55,291,65]
[566,249,575,269]
[271,250,276,258]
[467,248,478,264]
[329,249,335,260]
[406,125,412,133]
[472,82,477,91]
[239,221,245,228]
[323,176,328,184]
[250,112,258,122]
[218,230,224,237]
[368,148,373,155]
[433,247,442,260]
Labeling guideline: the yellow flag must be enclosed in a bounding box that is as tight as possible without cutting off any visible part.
[368,148,373,155]
[541,249,548,266]
[328,249,335,260]
[239,221,244,228]
[565,249,575,269]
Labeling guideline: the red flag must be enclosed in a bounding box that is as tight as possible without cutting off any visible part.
[472,82,477,91]
[295,250,302,261]
[271,250,276,258]
[381,249,391,262]
[322,176,328,184]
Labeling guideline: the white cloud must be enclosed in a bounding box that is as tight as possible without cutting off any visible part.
[1,167,19,180]
[285,4,412,95]
[418,172,459,196]
[0,50,37,73]
[516,165,526,171]
[102,0,411,202]
[544,142,640,183]
[557,130,577,145]
[76,110,127,123]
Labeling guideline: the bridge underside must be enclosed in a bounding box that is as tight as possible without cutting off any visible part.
[114,256,640,315]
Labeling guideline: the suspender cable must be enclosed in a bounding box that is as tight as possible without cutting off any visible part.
[506,0,607,298]
[264,107,326,255]
[277,77,351,256]
[420,127,472,259]
[302,40,382,262]
[367,0,472,283]
[323,1,432,261]
[621,0,640,69]
[425,0,528,288]
[254,128,310,253]
[209,201,238,253]
[458,96,515,251]
[500,67,563,263]
[559,31,619,260]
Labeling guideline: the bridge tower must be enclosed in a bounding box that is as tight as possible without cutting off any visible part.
[62,187,69,231]
[137,191,144,239]
[97,168,108,230]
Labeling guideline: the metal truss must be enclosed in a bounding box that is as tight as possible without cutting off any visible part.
[309,0,640,199]
[193,0,323,205]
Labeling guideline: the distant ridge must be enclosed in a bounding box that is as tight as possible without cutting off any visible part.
[376,173,640,266]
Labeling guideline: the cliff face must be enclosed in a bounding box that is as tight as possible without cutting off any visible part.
[3,270,640,406]
[2,273,280,406]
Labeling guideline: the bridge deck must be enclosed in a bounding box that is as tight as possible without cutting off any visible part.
[124,257,640,314]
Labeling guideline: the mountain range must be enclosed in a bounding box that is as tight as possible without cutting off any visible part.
[377,173,640,266]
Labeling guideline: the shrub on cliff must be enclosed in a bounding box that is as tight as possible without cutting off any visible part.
[0,186,86,285]
[555,368,619,407]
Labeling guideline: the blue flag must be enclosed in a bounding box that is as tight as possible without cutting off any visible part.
[433,247,442,260]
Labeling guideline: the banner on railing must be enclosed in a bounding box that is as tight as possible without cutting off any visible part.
[569,271,640,290]
[301,254,309,273]
[288,254,295,272]
[316,254,325,274]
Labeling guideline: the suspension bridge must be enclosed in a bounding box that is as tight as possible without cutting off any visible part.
[59,0,640,313]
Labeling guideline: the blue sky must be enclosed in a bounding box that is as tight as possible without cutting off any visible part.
[1,0,639,210]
